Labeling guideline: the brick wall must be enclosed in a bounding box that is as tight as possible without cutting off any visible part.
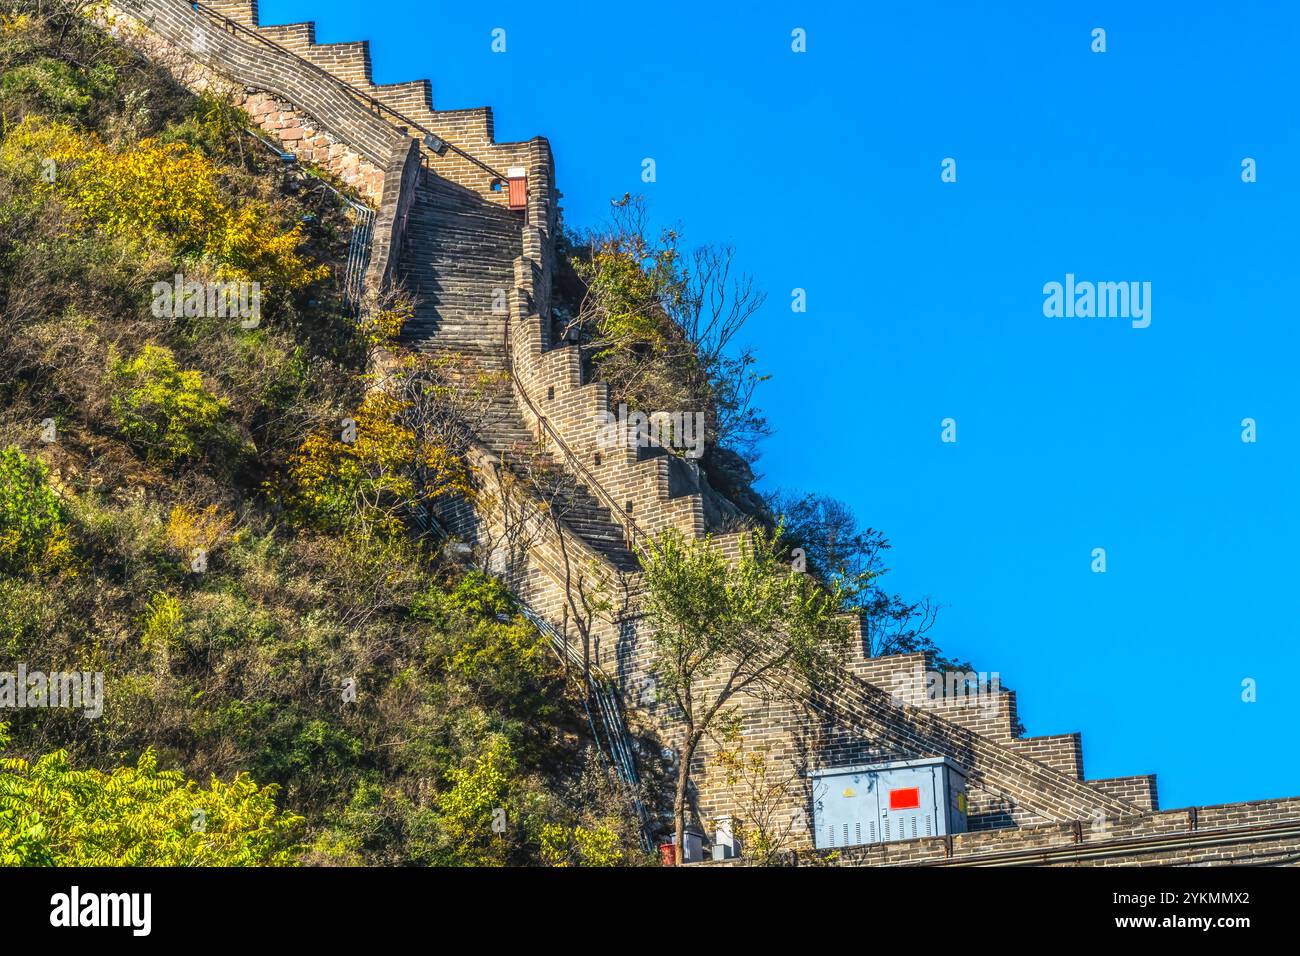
[112,4,711,563]
[1087,775,1159,813]
[235,89,387,200]
[109,1,410,187]
[504,304,708,546]
[1009,734,1084,780]
[366,139,423,291]
[195,0,538,206]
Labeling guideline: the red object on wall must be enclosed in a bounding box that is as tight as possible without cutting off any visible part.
[889,787,921,810]
[508,175,527,210]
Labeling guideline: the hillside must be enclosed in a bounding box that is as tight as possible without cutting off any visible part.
[0,3,652,866]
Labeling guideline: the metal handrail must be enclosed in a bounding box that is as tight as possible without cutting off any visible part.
[520,605,654,852]
[342,204,375,313]
[242,127,374,313]
[188,2,513,186]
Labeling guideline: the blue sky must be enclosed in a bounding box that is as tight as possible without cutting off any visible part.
[265,0,1300,809]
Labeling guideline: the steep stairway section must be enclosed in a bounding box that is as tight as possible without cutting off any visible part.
[398,176,519,365]
[182,0,709,557]
[508,308,711,546]
[189,0,698,553]
[397,175,638,572]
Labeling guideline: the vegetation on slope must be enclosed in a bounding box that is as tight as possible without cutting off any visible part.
[0,2,644,866]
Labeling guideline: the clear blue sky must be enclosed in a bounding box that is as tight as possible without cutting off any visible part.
[264,0,1300,810]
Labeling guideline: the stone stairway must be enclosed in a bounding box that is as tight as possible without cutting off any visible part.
[182,0,653,570]
[398,176,519,365]
[226,0,1142,822]
[396,175,639,572]
[167,0,711,560]
[187,1,705,544]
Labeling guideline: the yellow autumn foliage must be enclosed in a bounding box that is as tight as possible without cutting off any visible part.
[0,116,328,291]
[355,297,412,354]
[284,391,472,536]
[165,503,235,560]
[1,12,33,32]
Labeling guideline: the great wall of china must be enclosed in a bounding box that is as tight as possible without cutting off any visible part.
[103,0,1300,865]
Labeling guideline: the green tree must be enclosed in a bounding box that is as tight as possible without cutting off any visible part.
[0,725,304,865]
[768,491,957,664]
[538,820,622,867]
[567,195,769,459]
[711,716,802,866]
[639,526,849,864]
[433,733,516,866]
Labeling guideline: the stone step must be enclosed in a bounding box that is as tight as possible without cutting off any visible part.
[408,208,518,226]
[413,187,520,212]
[404,235,519,252]
[393,169,640,572]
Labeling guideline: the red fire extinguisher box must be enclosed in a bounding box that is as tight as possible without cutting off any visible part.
[507,166,527,210]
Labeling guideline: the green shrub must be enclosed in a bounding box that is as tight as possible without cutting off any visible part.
[415,572,550,690]
[433,733,516,866]
[539,820,623,867]
[159,91,250,162]
[0,58,93,116]
[0,9,640,869]
[440,570,516,620]
[108,344,229,464]
[0,445,69,573]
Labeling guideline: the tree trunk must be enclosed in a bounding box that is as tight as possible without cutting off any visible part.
[672,733,700,866]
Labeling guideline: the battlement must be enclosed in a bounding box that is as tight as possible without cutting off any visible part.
[192,1,535,201]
